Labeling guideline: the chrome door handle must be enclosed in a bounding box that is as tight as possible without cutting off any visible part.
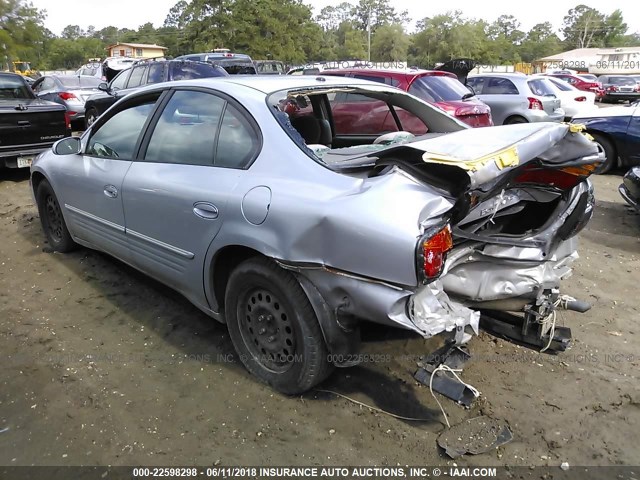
[193,202,219,219]
[104,185,118,198]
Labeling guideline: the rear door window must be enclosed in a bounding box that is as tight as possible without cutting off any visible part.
[483,78,518,95]
[146,63,166,84]
[466,77,485,95]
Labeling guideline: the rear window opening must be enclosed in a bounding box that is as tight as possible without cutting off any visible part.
[408,75,473,102]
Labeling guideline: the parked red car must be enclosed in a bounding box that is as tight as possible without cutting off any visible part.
[322,68,493,128]
[545,73,605,100]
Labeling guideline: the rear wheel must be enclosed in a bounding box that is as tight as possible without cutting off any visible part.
[590,133,616,174]
[225,257,332,394]
[36,180,77,252]
[504,115,528,125]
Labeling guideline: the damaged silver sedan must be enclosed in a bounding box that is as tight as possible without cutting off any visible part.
[31,75,602,394]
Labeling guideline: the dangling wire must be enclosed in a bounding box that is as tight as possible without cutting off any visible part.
[429,364,481,428]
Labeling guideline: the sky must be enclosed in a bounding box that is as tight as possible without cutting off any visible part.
[30,0,640,39]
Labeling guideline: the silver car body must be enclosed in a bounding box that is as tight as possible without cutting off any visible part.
[467,73,564,125]
[31,74,102,123]
[31,76,599,353]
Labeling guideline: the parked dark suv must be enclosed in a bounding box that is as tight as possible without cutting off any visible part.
[83,59,228,129]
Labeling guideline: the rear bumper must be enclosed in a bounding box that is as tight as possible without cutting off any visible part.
[527,110,565,123]
[441,180,594,307]
[603,92,640,101]
[292,266,479,344]
[0,144,54,168]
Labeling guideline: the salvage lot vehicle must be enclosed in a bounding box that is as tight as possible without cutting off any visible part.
[175,50,257,75]
[545,73,605,101]
[572,101,640,173]
[322,68,493,128]
[539,75,597,120]
[31,74,103,130]
[31,76,600,394]
[598,75,640,103]
[0,72,69,169]
[619,166,640,211]
[466,73,565,125]
[83,59,228,128]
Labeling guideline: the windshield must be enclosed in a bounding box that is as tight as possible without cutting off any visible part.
[0,75,34,99]
[408,75,471,102]
[609,76,636,85]
[578,75,597,82]
[59,76,103,87]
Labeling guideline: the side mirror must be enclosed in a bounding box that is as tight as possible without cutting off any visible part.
[98,82,110,92]
[53,137,81,156]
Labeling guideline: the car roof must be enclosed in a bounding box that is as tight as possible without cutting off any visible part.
[323,68,457,79]
[468,72,528,78]
[134,75,401,96]
[217,74,395,93]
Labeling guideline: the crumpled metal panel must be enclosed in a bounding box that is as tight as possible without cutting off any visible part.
[441,239,578,303]
[296,267,479,342]
[409,280,480,341]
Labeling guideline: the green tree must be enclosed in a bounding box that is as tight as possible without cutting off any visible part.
[1,0,47,69]
[519,22,562,62]
[602,9,628,47]
[562,5,606,48]
[370,23,408,61]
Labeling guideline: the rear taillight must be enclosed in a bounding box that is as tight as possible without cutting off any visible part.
[515,164,599,190]
[416,225,453,283]
[58,92,78,101]
[575,96,586,102]
[607,85,618,92]
[527,97,543,110]
[63,112,72,130]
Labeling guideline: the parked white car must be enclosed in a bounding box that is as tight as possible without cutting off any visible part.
[536,75,598,120]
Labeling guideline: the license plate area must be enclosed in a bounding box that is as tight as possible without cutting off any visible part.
[17,156,34,168]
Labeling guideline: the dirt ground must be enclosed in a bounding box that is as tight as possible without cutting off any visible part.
[0,167,639,468]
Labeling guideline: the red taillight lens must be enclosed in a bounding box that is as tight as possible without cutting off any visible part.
[418,225,453,282]
[607,85,618,92]
[515,164,599,190]
[63,111,72,130]
[527,97,543,110]
[58,92,78,101]
[575,96,586,102]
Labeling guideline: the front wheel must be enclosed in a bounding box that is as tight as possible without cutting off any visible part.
[85,108,98,129]
[590,133,616,174]
[36,180,77,252]
[225,257,332,394]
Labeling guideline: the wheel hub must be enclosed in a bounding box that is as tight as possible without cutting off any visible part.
[241,288,296,372]
[45,195,63,241]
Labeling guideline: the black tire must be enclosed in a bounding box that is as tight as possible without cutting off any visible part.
[85,108,98,129]
[225,257,332,394]
[590,133,616,174]
[36,180,77,252]
[504,115,528,125]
